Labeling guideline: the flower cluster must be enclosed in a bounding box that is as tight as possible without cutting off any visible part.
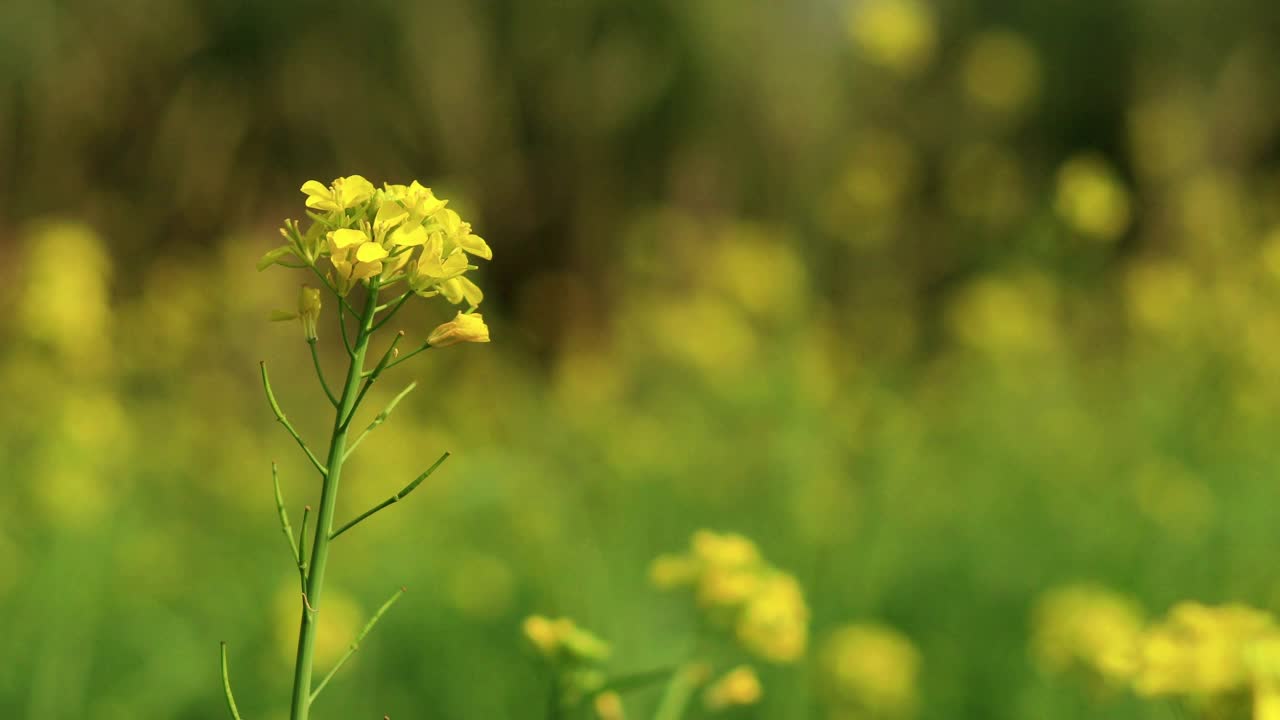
[818,624,921,720]
[650,530,810,663]
[260,175,491,344]
[1031,584,1145,684]
[1034,588,1280,720]
[522,615,611,708]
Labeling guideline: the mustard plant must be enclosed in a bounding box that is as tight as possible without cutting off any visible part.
[221,176,492,720]
[523,530,809,720]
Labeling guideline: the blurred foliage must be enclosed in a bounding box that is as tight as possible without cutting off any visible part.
[4,0,1280,718]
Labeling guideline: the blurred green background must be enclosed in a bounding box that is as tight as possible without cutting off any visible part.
[4,0,1280,718]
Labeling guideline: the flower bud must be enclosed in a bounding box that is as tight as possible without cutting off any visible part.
[299,285,322,341]
[427,312,490,348]
[704,666,762,711]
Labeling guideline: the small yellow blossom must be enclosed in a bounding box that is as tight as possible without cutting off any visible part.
[521,615,611,663]
[327,227,383,294]
[735,572,809,663]
[1133,602,1275,698]
[300,175,375,213]
[819,624,920,718]
[436,207,493,260]
[1031,584,1145,683]
[1053,153,1132,241]
[593,691,627,720]
[848,0,937,76]
[410,233,471,296]
[704,666,763,711]
[427,312,491,348]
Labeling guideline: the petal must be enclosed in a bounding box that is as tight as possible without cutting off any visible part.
[356,242,390,262]
[458,233,492,260]
[350,261,383,283]
[330,228,368,248]
[391,225,428,247]
[458,276,484,307]
[300,180,329,197]
[257,245,298,271]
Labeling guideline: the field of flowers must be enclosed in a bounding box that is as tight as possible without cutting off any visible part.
[4,1,1280,718]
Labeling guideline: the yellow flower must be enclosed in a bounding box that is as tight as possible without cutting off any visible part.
[439,276,485,309]
[300,175,375,213]
[520,615,610,663]
[735,573,809,663]
[593,690,627,720]
[1133,602,1275,697]
[427,312,491,347]
[1031,584,1144,683]
[435,207,493,259]
[410,233,470,295]
[819,624,920,717]
[704,666,763,711]
[1053,153,1132,241]
[327,227,383,295]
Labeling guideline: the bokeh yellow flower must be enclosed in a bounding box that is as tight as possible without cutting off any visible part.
[848,0,937,76]
[301,175,375,213]
[1031,584,1144,683]
[704,666,763,711]
[1053,153,1132,241]
[819,624,921,719]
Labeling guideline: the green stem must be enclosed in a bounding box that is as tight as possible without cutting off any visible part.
[652,664,707,720]
[272,462,301,568]
[288,280,382,720]
[329,452,449,541]
[308,586,407,704]
[220,642,244,720]
[261,363,329,477]
[384,342,431,371]
[343,381,417,462]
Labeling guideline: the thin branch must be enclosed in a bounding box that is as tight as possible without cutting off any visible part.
[329,452,450,541]
[309,587,407,704]
[344,382,417,462]
[220,642,245,720]
[384,342,431,371]
[342,333,405,430]
[308,340,339,407]
[273,462,301,566]
[299,505,311,576]
[371,291,413,333]
[337,301,355,357]
[260,362,328,477]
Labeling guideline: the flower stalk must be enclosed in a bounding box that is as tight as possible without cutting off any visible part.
[235,176,493,720]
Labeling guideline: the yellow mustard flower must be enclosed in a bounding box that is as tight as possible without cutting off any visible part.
[327,227,383,294]
[521,615,611,664]
[300,175,375,214]
[819,624,920,718]
[436,207,493,259]
[428,312,491,348]
[1031,584,1145,684]
[704,666,763,711]
[735,572,809,663]
[411,232,471,296]
[1133,602,1275,697]
[593,690,627,720]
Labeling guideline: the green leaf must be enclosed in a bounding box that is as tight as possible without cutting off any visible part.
[258,244,298,271]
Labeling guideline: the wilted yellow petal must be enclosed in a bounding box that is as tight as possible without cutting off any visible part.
[427,312,491,347]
